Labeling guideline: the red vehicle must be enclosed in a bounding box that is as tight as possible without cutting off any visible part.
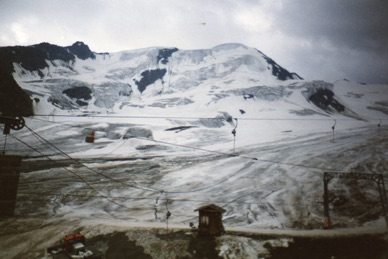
[47,233,102,258]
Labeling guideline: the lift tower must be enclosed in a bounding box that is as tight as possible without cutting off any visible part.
[323,171,388,229]
[0,114,25,216]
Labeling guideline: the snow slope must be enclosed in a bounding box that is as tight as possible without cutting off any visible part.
[0,42,387,258]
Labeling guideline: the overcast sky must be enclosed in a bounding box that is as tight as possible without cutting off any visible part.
[1,0,387,84]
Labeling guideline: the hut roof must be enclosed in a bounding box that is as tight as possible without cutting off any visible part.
[194,203,226,213]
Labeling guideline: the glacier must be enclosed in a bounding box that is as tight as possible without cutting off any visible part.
[0,41,387,258]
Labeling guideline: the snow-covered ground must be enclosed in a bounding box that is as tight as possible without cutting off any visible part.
[1,43,387,258]
[8,115,387,228]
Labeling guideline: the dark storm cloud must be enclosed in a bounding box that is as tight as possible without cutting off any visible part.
[274,1,388,53]
[268,0,388,83]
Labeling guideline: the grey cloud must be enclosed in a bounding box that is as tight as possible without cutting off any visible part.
[0,0,387,84]
[266,0,388,83]
[272,1,388,54]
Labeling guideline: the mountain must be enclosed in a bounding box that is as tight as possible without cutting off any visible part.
[1,42,388,257]
[0,42,303,115]
[2,41,386,122]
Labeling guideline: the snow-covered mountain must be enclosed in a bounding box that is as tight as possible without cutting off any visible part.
[0,42,388,258]
[1,42,301,114]
[2,41,385,121]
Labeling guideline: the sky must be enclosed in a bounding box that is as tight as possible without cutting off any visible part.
[1,0,387,84]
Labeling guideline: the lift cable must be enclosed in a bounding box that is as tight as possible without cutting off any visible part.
[24,116,381,173]
[10,121,341,197]
[3,118,379,198]
[6,124,327,203]
[87,134,340,195]
[17,191,301,207]
[19,126,261,198]
[5,125,264,200]
[4,116,384,218]
[5,128,382,219]
[7,132,135,210]
[30,113,387,122]
[163,160,256,194]
[128,135,340,172]
[24,123,244,195]
[24,115,384,172]
[24,125,158,193]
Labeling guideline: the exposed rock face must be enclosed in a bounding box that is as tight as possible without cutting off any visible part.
[260,51,303,81]
[63,86,93,106]
[67,41,96,60]
[309,88,345,112]
[0,72,33,116]
[157,48,178,64]
[300,81,346,114]
[0,41,95,115]
[135,69,167,93]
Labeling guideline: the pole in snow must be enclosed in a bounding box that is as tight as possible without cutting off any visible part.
[2,134,7,155]
[232,118,238,154]
[331,119,336,142]
[166,199,171,232]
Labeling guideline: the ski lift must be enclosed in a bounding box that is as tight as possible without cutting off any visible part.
[331,119,336,142]
[231,118,238,154]
[166,199,172,232]
[1,115,25,154]
[378,119,381,135]
[85,131,95,143]
[0,114,25,216]
[0,115,25,135]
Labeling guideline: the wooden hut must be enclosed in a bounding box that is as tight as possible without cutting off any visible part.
[194,204,226,236]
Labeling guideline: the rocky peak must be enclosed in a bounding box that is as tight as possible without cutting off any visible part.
[66,41,96,60]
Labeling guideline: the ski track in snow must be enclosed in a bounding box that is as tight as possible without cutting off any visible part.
[8,123,388,230]
[1,43,388,257]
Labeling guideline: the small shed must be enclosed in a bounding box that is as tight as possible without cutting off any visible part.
[194,204,226,236]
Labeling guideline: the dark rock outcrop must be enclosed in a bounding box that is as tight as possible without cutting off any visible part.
[63,86,92,107]
[67,41,96,60]
[309,88,345,112]
[135,69,167,93]
[259,50,303,81]
[0,72,33,116]
[157,48,178,64]
[0,41,96,115]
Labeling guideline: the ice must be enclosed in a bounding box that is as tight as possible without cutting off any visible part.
[1,43,387,257]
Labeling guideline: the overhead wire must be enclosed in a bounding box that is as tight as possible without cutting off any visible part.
[23,122,249,196]
[15,125,264,197]
[7,116,371,198]
[30,113,387,121]
[24,124,157,193]
[126,134,339,172]
[5,117,384,177]
[164,160,257,194]
[15,191,240,203]
[11,118,336,172]
[3,125,287,210]
[6,130,157,210]
[17,191,300,207]
[2,116,385,211]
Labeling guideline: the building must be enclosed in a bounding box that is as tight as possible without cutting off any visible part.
[194,204,226,236]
